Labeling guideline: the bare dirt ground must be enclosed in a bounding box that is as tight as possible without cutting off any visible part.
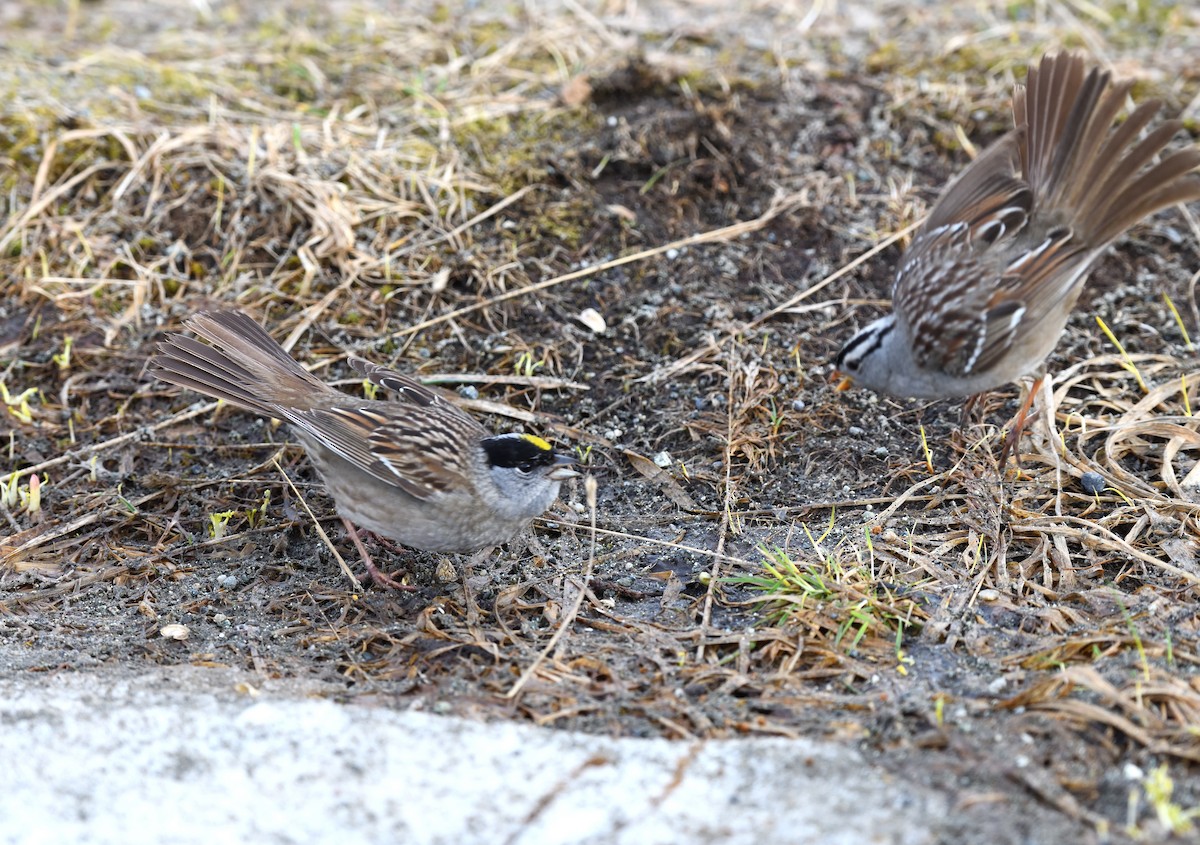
[3,1,1200,841]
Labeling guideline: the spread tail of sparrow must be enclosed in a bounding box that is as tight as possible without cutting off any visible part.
[151,311,328,415]
[1018,52,1200,249]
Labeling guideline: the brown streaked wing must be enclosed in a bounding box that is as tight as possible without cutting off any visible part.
[900,223,1090,377]
[895,130,1046,377]
[367,414,480,499]
[289,402,483,500]
[922,132,1031,234]
[970,227,1091,373]
[898,227,997,375]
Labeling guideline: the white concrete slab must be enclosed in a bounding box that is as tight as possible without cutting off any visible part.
[0,668,939,845]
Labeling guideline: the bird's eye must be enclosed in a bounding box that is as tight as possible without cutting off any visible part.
[516,461,537,474]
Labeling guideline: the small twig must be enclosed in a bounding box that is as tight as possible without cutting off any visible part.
[745,218,922,329]
[506,475,598,699]
[387,184,537,252]
[272,457,362,591]
[0,399,220,486]
[870,464,963,527]
[453,396,574,428]
[536,518,758,568]
[696,343,737,662]
[392,192,804,340]
[415,373,590,391]
[283,274,358,352]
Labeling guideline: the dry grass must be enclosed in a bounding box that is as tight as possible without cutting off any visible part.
[3,0,1200,836]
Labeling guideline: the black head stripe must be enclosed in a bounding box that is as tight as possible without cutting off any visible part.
[836,321,893,370]
[482,434,557,470]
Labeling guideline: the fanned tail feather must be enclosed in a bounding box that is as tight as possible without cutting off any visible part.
[150,311,326,415]
[1020,53,1200,247]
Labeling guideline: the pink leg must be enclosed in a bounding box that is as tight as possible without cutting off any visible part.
[342,517,418,591]
[998,376,1043,467]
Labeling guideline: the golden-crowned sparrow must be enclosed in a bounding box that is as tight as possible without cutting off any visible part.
[151,310,578,588]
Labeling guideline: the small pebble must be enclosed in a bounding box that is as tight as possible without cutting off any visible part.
[848,426,865,437]
[160,623,190,641]
[873,446,889,458]
[576,307,607,334]
[791,398,806,411]
[652,451,672,468]
[1080,471,1105,495]
[458,385,479,400]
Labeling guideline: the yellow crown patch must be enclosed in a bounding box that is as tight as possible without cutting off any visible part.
[521,434,553,452]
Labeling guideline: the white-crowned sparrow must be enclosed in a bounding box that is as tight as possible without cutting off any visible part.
[151,310,578,588]
[834,53,1200,400]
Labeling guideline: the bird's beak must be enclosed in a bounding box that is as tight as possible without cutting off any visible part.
[830,370,854,392]
[548,452,581,481]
